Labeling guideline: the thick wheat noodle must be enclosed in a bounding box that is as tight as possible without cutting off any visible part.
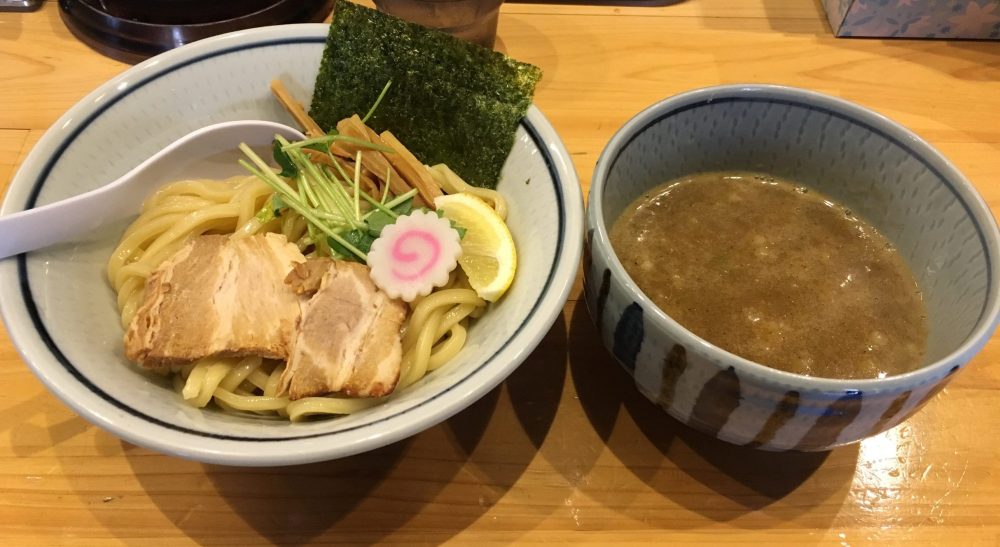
[182,361,233,408]
[219,357,262,391]
[112,204,241,277]
[110,174,490,421]
[403,291,483,349]
[428,325,467,371]
[428,164,508,220]
[212,388,289,412]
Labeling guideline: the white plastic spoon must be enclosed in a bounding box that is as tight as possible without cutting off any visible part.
[0,120,306,259]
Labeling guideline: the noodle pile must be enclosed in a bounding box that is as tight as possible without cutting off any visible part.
[108,167,505,421]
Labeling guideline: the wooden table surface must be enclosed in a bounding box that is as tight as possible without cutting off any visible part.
[2,1,1000,544]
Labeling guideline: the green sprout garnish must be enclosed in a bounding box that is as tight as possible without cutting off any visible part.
[238,138,421,263]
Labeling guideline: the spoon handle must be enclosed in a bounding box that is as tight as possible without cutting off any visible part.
[0,184,134,260]
[0,120,305,260]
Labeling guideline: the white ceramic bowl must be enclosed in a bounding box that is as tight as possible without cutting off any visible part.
[0,24,583,466]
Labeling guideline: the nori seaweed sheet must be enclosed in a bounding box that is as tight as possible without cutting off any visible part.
[310,0,542,189]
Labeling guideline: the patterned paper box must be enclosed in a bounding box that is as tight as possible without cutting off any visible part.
[822,0,1000,39]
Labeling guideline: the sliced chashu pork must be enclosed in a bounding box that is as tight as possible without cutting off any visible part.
[124,233,306,368]
[279,259,406,400]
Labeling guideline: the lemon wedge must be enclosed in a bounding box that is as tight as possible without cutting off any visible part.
[434,193,516,302]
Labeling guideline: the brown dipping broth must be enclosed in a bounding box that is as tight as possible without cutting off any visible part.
[609,172,928,380]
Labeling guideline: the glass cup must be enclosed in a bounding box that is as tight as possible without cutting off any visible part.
[373,0,504,48]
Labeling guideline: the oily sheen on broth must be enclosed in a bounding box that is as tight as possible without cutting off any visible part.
[609,171,928,380]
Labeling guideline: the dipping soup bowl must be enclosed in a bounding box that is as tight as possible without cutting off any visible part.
[584,84,1000,451]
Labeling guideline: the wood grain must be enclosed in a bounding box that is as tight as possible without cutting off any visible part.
[2,1,1000,544]
[0,130,29,198]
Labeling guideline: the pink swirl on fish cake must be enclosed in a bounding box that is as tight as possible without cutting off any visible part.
[367,209,462,302]
[390,230,441,281]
